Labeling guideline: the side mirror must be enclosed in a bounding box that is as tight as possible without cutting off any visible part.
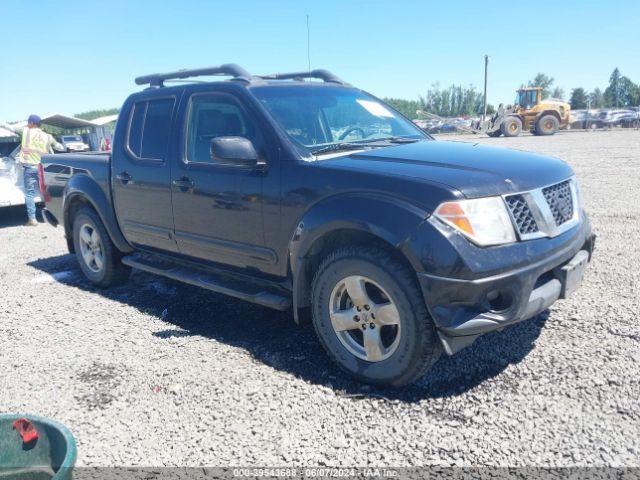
[210,136,258,166]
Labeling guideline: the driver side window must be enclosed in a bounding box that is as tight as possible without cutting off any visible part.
[186,94,257,164]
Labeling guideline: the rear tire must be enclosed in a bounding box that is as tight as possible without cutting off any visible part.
[501,117,522,137]
[534,114,559,136]
[311,246,442,387]
[72,207,130,287]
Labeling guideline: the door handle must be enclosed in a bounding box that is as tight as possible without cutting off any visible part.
[116,171,132,184]
[172,177,194,191]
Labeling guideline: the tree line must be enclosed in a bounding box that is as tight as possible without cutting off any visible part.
[74,108,120,121]
[385,67,639,119]
[385,84,495,120]
[568,68,639,109]
[526,69,639,110]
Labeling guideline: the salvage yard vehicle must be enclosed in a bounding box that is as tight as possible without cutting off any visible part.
[0,147,43,208]
[57,135,90,153]
[597,109,640,129]
[473,87,571,137]
[41,64,595,386]
[568,110,590,129]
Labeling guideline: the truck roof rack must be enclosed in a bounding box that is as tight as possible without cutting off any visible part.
[134,64,348,87]
[258,69,348,85]
[134,64,253,87]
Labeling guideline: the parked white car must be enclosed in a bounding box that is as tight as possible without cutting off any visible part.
[57,135,90,152]
[0,147,42,208]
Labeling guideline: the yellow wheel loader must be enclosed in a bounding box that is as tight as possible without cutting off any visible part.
[474,87,571,137]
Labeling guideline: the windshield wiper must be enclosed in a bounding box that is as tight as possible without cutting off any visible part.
[310,142,370,156]
[311,137,421,156]
[371,136,421,144]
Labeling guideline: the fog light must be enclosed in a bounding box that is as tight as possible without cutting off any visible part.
[486,289,513,312]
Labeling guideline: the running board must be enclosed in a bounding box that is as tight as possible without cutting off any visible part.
[121,255,291,311]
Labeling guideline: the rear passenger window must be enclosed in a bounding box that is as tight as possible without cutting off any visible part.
[127,97,175,161]
[128,103,145,157]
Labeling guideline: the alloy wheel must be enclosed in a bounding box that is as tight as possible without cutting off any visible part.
[329,275,401,362]
[78,224,104,273]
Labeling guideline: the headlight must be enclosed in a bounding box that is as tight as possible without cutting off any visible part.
[434,197,516,246]
[572,177,584,215]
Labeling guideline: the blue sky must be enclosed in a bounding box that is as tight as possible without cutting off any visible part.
[2,0,639,120]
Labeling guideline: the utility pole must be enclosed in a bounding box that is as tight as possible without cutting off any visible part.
[482,55,489,121]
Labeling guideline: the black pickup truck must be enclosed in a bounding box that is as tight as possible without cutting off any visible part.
[42,64,595,386]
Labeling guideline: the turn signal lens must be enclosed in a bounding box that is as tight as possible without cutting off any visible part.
[434,197,517,246]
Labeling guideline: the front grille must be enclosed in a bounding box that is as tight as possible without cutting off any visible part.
[542,180,574,226]
[505,194,539,235]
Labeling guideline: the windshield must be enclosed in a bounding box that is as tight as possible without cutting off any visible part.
[515,90,538,108]
[63,135,83,142]
[251,86,427,152]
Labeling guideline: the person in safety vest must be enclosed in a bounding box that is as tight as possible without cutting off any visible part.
[2,115,63,226]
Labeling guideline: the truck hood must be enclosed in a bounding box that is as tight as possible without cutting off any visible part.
[320,140,574,198]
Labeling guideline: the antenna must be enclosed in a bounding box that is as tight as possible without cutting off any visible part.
[306,14,311,74]
[482,55,489,121]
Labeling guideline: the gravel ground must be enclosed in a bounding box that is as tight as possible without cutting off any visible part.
[0,130,638,468]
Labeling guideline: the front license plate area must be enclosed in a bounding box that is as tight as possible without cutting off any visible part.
[557,250,589,299]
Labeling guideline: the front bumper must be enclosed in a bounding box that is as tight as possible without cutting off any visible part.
[417,219,595,355]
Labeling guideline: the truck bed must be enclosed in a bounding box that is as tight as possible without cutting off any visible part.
[41,152,111,225]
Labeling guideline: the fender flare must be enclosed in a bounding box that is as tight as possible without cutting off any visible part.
[288,193,428,324]
[63,174,133,254]
[535,110,561,123]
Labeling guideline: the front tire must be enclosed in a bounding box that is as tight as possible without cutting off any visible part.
[501,117,522,137]
[72,207,130,287]
[534,114,559,135]
[311,246,441,387]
